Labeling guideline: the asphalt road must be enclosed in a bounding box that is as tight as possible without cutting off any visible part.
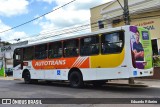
[0,80,159,107]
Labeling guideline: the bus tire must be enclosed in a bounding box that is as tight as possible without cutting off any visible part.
[24,71,32,84]
[69,71,84,88]
[23,71,38,84]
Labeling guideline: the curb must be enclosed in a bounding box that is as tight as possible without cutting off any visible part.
[106,83,148,87]
[0,77,14,80]
[0,77,23,81]
[14,78,23,81]
[150,85,160,88]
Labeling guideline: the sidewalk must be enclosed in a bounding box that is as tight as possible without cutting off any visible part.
[108,79,160,88]
[0,76,14,80]
[0,76,21,80]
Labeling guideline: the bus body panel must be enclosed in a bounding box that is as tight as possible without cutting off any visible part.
[128,26,153,77]
[90,49,125,68]
[129,68,153,78]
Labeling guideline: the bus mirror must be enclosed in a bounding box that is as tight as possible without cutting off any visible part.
[16,55,20,60]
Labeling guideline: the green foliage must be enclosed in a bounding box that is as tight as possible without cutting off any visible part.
[0,41,11,46]
[0,67,5,77]
[153,55,160,67]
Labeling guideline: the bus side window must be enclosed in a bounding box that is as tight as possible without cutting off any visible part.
[48,42,62,58]
[35,44,47,59]
[101,31,124,54]
[23,46,34,60]
[80,35,99,56]
[63,39,79,57]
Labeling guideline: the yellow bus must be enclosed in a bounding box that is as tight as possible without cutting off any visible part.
[13,25,153,88]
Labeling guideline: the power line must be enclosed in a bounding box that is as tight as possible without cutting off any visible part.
[117,0,124,10]
[0,0,76,34]
[28,22,108,43]
[29,25,92,43]
[6,13,159,43]
[5,21,98,42]
[6,24,89,42]
[24,13,160,43]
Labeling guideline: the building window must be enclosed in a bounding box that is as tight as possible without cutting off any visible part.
[101,31,124,54]
[80,35,99,56]
[98,20,104,29]
[151,39,158,55]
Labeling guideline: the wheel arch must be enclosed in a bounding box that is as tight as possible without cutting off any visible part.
[68,67,83,80]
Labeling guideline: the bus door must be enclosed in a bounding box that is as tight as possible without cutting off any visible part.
[13,48,23,69]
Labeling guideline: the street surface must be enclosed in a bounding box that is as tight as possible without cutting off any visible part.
[0,79,159,107]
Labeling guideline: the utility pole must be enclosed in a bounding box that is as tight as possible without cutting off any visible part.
[117,0,134,84]
[123,0,130,25]
[124,0,134,84]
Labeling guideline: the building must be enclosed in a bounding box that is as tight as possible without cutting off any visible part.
[0,41,28,76]
[90,0,160,55]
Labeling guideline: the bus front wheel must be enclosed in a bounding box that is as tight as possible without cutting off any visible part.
[24,71,38,84]
[24,71,31,84]
[69,71,84,88]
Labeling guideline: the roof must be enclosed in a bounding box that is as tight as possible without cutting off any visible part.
[15,25,133,49]
[90,1,112,9]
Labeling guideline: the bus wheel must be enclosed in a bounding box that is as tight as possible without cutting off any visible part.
[24,71,31,84]
[92,80,107,87]
[24,71,38,84]
[69,71,84,88]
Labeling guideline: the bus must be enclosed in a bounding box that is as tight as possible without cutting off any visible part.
[13,25,153,88]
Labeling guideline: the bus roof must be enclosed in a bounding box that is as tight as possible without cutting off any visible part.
[15,25,135,49]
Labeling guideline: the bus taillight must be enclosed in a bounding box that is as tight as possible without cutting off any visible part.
[23,62,28,66]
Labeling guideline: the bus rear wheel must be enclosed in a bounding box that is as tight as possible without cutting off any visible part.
[69,71,84,88]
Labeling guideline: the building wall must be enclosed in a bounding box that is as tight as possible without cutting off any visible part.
[90,3,107,31]
[132,17,160,49]
[90,1,160,52]
[113,11,160,49]
[0,41,28,69]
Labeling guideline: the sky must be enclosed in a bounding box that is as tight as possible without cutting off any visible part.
[0,0,112,43]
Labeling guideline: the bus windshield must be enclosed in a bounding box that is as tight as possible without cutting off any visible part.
[130,26,153,69]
